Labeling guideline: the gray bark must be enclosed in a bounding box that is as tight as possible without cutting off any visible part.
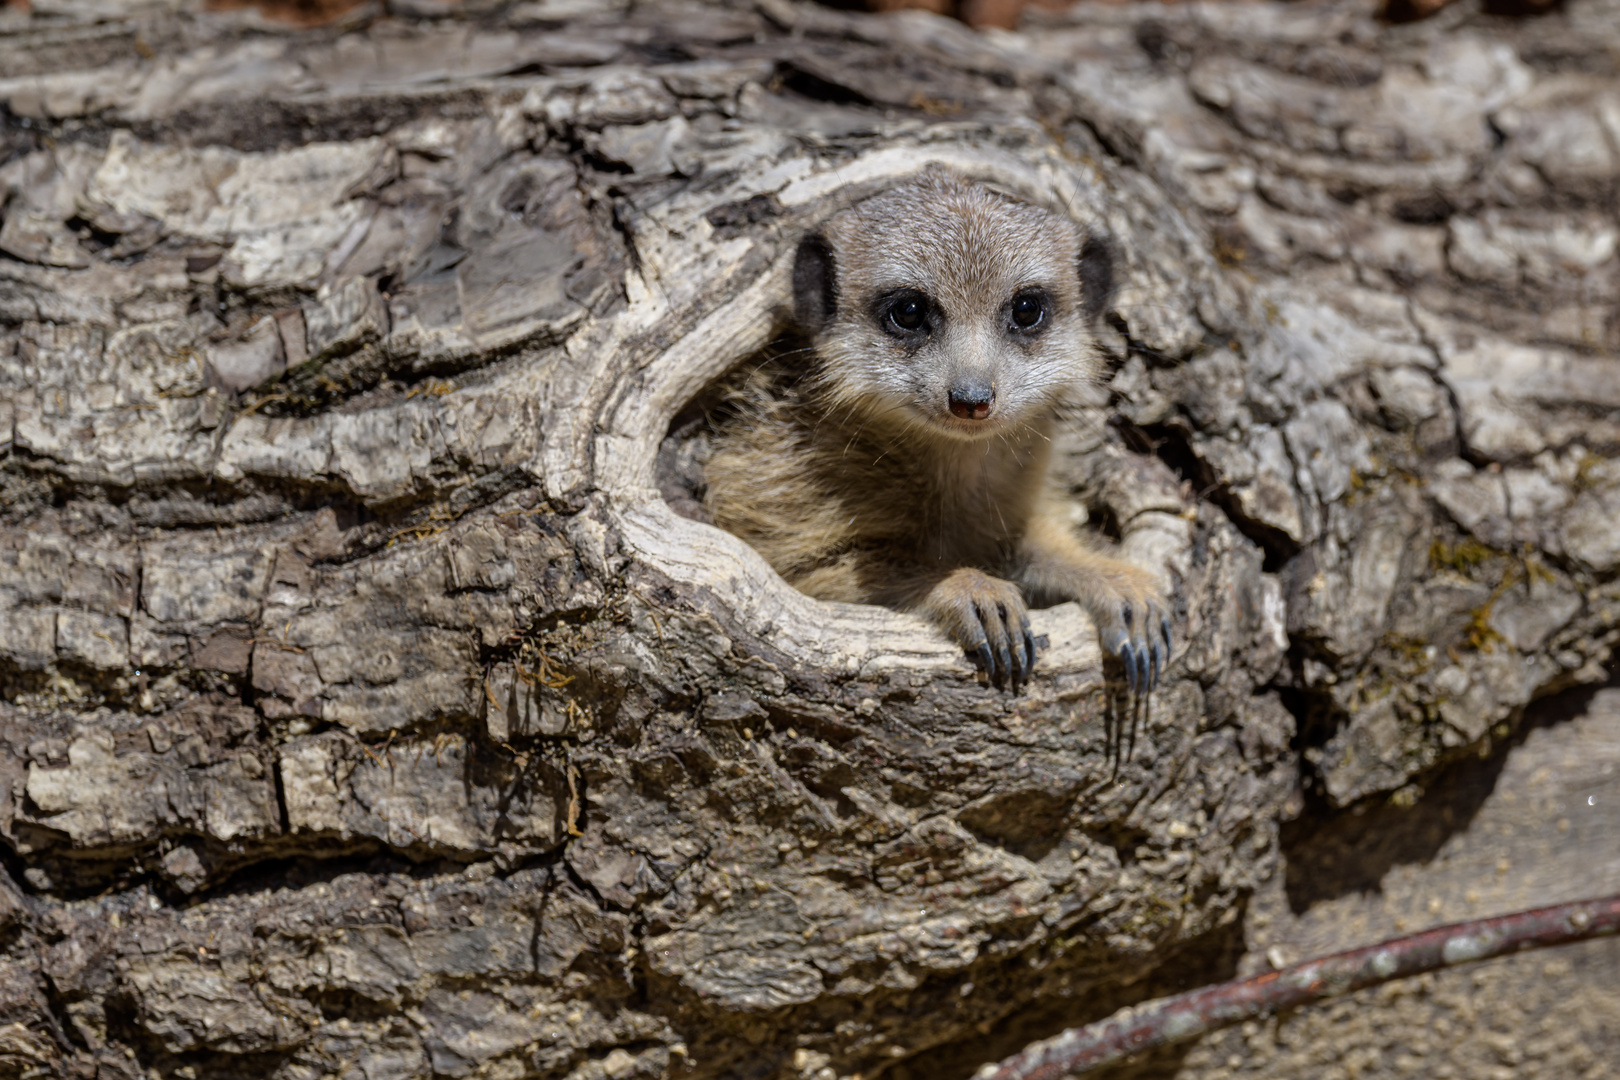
[0,0,1614,1077]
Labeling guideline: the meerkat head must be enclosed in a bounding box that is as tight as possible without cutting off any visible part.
[792,168,1113,442]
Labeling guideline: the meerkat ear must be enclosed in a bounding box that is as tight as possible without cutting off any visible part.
[1078,233,1114,322]
[793,233,838,334]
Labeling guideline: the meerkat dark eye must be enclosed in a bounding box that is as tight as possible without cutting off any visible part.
[890,297,926,332]
[1010,291,1046,331]
[879,291,931,338]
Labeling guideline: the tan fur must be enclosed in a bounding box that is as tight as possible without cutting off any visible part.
[704,170,1172,688]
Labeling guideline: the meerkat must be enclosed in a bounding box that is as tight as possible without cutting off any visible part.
[701,168,1173,690]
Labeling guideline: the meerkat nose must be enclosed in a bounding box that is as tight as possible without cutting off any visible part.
[948,382,995,421]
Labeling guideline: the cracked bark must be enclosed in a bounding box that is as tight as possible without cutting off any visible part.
[0,0,1615,1078]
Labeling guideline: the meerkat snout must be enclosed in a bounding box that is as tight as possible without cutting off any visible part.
[947,379,995,420]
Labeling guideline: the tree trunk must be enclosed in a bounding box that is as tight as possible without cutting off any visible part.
[0,0,1614,1077]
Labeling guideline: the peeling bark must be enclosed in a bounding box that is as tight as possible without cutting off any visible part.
[0,0,1615,1078]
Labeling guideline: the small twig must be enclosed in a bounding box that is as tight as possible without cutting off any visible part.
[978,894,1620,1080]
[236,392,290,418]
[536,651,575,689]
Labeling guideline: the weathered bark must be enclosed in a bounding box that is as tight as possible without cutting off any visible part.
[0,0,1614,1077]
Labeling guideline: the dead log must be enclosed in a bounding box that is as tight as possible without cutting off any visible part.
[0,0,1615,1077]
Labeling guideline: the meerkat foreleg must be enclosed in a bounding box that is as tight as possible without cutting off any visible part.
[1016,510,1172,691]
[857,562,1038,688]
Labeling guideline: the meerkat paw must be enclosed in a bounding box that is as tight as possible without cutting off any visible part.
[919,568,1037,689]
[1087,568,1173,694]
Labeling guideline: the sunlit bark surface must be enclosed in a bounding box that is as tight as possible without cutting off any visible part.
[0,0,1615,1077]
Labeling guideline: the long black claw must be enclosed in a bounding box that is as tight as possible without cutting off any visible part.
[1020,615,1035,683]
[1148,638,1161,688]
[1135,642,1150,691]
[1121,642,1138,694]
[1161,616,1172,652]
[976,642,994,678]
[996,641,1012,685]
